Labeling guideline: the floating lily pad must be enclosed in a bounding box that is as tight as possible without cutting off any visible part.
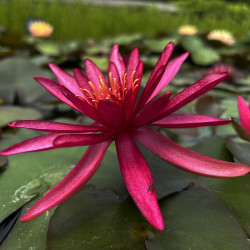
[191,48,220,66]
[0,57,52,104]
[144,37,178,53]
[35,42,61,56]
[0,106,42,128]
[102,33,142,46]
[225,137,250,165]
[146,186,249,250]
[47,186,147,250]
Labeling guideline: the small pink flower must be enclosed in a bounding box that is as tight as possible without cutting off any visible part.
[203,64,239,82]
[238,96,250,133]
[1,43,250,230]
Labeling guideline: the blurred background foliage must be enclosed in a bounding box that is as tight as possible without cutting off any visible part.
[0,0,250,42]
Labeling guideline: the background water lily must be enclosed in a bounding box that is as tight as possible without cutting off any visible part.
[1,42,250,230]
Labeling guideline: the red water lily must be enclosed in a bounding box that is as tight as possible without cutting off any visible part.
[238,96,250,133]
[2,42,250,230]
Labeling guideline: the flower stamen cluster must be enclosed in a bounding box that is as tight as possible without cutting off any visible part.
[78,71,138,108]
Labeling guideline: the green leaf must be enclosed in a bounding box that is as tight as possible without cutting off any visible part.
[0,57,52,104]
[191,48,220,66]
[35,42,61,56]
[181,36,204,52]
[146,186,249,250]
[0,106,42,127]
[144,37,178,53]
[102,33,142,46]
[47,185,147,250]
[225,137,250,165]
[1,199,55,250]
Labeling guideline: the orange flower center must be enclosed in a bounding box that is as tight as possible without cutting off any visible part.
[78,71,139,108]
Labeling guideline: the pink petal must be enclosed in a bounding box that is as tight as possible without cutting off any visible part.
[132,61,143,99]
[20,140,111,222]
[9,120,105,133]
[84,59,107,88]
[133,126,250,177]
[134,91,171,127]
[73,68,92,92]
[109,44,125,82]
[147,42,174,85]
[147,52,189,103]
[153,114,231,128]
[238,96,250,133]
[97,100,124,129]
[155,73,228,120]
[61,86,108,126]
[34,77,80,112]
[125,47,140,89]
[49,64,82,96]
[108,62,121,88]
[123,89,134,125]
[134,65,166,115]
[115,133,164,230]
[53,133,112,147]
[0,133,63,155]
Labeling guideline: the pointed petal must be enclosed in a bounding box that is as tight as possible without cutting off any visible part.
[53,133,112,147]
[20,141,111,222]
[147,52,189,103]
[115,133,164,230]
[125,47,140,89]
[109,44,125,82]
[238,96,250,133]
[84,59,107,88]
[97,100,124,128]
[147,42,174,85]
[134,91,171,127]
[153,114,231,128]
[34,77,80,112]
[61,86,108,126]
[49,64,82,96]
[134,65,166,115]
[73,68,92,92]
[9,120,105,133]
[133,126,250,177]
[108,62,121,88]
[155,73,228,120]
[0,133,62,155]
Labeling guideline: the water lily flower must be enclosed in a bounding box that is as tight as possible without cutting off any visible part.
[207,29,235,46]
[27,19,53,37]
[238,96,250,133]
[203,64,239,83]
[2,43,250,230]
[178,25,198,35]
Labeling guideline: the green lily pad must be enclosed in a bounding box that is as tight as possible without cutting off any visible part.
[191,48,220,66]
[0,57,52,104]
[47,185,147,250]
[35,42,61,56]
[181,36,204,52]
[225,137,250,165]
[144,37,178,53]
[1,199,55,250]
[102,33,142,46]
[0,106,42,128]
[146,186,249,250]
